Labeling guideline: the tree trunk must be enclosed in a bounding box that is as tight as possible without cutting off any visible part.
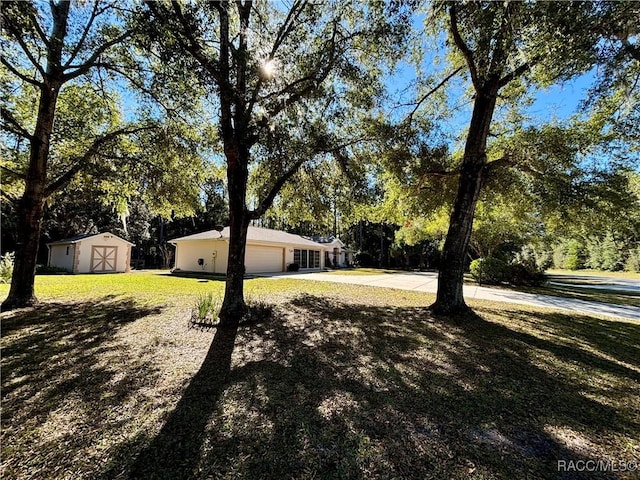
[219,212,250,326]
[430,89,497,315]
[2,83,60,311]
[219,142,250,326]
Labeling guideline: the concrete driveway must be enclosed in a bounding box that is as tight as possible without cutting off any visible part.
[261,271,640,321]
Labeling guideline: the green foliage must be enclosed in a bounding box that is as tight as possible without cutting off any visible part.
[36,265,69,275]
[0,253,14,283]
[471,254,545,286]
[469,257,508,286]
[287,263,300,272]
[192,292,221,325]
[625,247,640,273]
[515,244,553,271]
[354,251,375,268]
[564,239,586,270]
[600,233,625,272]
[507,263,546,287]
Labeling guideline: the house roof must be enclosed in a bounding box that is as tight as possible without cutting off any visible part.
[47,232,134,246]
[170,226,326,249]
[311,236,349,250]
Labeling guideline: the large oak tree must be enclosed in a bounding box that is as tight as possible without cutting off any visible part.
[1,1,146,309]
[429,1,603,314]
[144,0,409,326]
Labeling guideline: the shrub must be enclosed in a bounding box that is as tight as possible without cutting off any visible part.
[507,262,546,286]
[469,257,509,285]
[191,292,220,326]
[0,252,14,283]
[354,251,375,267]
[36,265,70,274]
[287,263,299,272]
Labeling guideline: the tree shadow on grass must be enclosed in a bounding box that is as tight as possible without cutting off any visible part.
[126,323,238,479]
[1,297,165,479]
[124,294,638,479]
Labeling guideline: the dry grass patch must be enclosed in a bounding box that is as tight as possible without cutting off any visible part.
[2,276,639,479]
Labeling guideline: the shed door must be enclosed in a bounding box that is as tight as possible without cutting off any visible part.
[91,246,118,272]
[245,246,283,273]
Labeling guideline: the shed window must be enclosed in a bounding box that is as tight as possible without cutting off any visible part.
[66,246,70,255]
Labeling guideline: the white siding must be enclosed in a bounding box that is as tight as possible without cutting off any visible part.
[174,240,228,274]
[49,244,75,272]
[76,234,131,273]
[245,245,284,273]
[174,239,326,274]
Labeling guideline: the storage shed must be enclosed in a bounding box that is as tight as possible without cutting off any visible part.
[47,232,134,273]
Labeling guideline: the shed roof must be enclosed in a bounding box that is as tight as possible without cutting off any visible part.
[47,232,134,246]
[170,226,326,249]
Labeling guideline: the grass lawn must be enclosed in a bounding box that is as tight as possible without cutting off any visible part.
[2,272,639,479]
[547,269,640,280]
[515,283,640,308]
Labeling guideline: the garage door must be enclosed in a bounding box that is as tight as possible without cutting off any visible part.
[245,245,283,273]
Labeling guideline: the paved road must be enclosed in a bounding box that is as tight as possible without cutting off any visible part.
[261,271,640,321]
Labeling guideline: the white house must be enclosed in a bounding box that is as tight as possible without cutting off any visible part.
[170,226,328,274]
[47,232,134,273]
[313,236,353,267]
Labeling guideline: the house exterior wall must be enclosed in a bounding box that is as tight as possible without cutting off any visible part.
[76,234,132,273]
[174,240,325,274]
[49,244,75,272]
[174,240,229,274]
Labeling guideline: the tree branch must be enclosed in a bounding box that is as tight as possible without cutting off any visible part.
[250,158,306,219]
[405,66,463,123]
[3,20,46,77]
[1,108,34,140]
[44,125,154,197]
[497,59,536,89]
[449,4,480,90]
[161,0,226,87]
[29,8,50,47]
[62,29,133,81]
[621,38,640,62]
[1,57,43,87]
[64,1,104,68]
[246,0,307,118]
[0,189,20,206]
[1,164,27,180]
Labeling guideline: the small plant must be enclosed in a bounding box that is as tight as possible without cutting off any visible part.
[0,252,14,283]
[287,263,299,272]
[191,292,221,327]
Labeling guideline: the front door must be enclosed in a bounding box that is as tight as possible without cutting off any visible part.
[91,246,117,272]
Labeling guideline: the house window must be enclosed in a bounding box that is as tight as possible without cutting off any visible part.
[294,249,320,268]
[66,246,70,255]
